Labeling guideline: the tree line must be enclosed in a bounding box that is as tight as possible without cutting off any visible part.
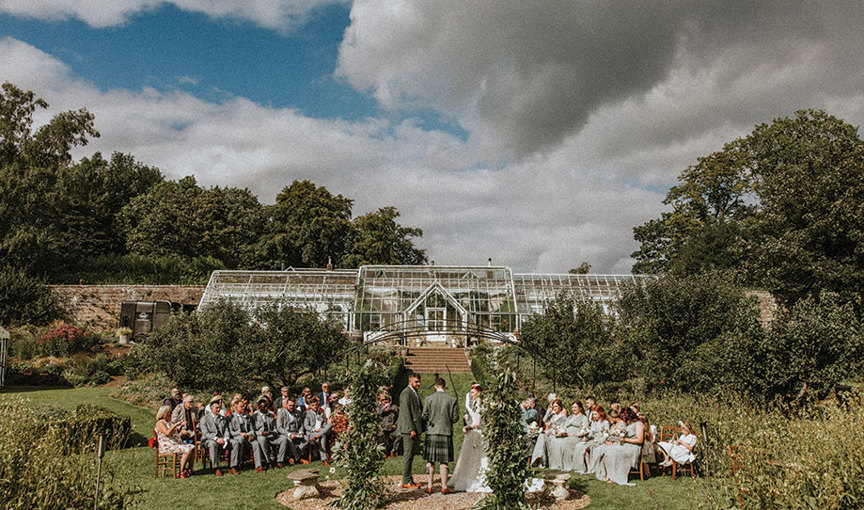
[0,82,426,285]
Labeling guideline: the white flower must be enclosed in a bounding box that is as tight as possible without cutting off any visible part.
[329,467,336,474]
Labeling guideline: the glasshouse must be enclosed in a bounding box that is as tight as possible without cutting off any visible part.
[198,265,644,344]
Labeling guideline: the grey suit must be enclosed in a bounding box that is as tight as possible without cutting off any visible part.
[276,408,306,463]
[254,410,285,467]
[396,386,423,484]
[199,412,231,468]
[171,404,197,440]
[228,413,261,469]
[421,390,459,463]
[303,409,331,460]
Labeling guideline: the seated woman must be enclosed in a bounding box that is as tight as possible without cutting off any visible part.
[550,401,590,471]
[574,405,609,474]
[155,405,195,478]
[592,408,645,485]
[530,398,567,467]
[657,421,697,468]
[638,412,657,464]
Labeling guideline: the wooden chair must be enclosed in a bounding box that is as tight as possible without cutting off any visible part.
[672,458,696,480]
[659,426,679,443]
[153,432,179,479]
[629,458,649,481]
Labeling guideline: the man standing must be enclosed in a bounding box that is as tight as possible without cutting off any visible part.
[228,397,258,473]
[421,378,459,495]
[171,395,197,443]
[396,373,424,489]
[199,396,231,476]
[276,398,307,465]
[303,397,332,465]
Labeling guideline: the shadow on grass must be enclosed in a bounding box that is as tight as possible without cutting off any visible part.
[0,385,71,394]
[127,432,150,448]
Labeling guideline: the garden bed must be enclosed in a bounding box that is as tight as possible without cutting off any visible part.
[276,475,590,510]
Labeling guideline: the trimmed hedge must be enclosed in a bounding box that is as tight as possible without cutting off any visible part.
[34,404,132,454]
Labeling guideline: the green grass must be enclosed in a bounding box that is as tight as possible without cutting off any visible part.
[1,377,703,509]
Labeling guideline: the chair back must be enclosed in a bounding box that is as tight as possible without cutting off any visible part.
[660,426,679,442]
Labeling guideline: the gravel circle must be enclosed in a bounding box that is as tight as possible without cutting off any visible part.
[276,475,590,509]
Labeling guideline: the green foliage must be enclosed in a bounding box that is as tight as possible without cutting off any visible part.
[0,397,134,510]
[7,359,68,386]
[139,300,347,392]
[35,323,93,357]
[0,266,58,325]
[474,349,531,510]
[342,206,427,267]
[50,253,224,284]
[520,295,621,390]
[331,359,389,510]
[109,372,174,408]
[632,109,864,310]
[63,354,113,387]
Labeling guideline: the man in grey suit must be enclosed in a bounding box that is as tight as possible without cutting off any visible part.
[396,372,424,488]
[199,396,231,476]
[254,397,286,471]
[303,397,332,464]
[228,398,258,473]
[421,377,459,494]
[171,394,197,443]
[276,398,307,464]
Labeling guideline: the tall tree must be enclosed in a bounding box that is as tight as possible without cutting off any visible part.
[342,206,426,267]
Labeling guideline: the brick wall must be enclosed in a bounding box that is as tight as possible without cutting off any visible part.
[48,285,205,331]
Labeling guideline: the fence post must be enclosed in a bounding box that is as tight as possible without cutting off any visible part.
[94,433,106,510]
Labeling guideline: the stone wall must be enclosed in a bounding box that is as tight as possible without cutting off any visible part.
[48,285,205,331]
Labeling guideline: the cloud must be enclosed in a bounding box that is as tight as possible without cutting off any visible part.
[337,0,864,164]
[0,0,346,31]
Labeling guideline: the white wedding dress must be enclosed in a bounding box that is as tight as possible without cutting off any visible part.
[449,394,544,493]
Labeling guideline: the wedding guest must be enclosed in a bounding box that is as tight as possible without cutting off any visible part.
[585,396,597,413]
[304,397,332,465]
[162,388,182,411]
[609,402,622,414]
[531,398,567,467]
[638,412,657,464]
[529,393,545,426]
[228,397,259,473]
[556,401,591,471]
[378,394,399,456]
[276,398,306,465]
[520,397,540,432]
[329,402,350,440]
[199,396,230,476]
[658,421,697,468]
[593,408,645,485]
[338,387,352,411]
[253,397,281,471]
[155,405,195,478]
[297,387,312,412]
[274,387,290,411]
[171,395,197,443]
[202,394,226,417]
[574,406,609,474]
[317,382,332,408]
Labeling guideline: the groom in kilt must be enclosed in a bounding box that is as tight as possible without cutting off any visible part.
[422,377,459,495]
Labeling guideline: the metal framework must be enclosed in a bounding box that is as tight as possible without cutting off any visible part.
[0,326,8,388]
[198,265,644,343]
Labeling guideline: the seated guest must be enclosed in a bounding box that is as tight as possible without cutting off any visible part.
[199,396,231,476]
[554,401,591,471]
[531,398,567,467]
[155,405,195,478]
[274,387,290,411]
[163,387,182,411]
[592,408,645,485]
[329,402,350,440]
[228,397,258,473]
[276,398,307,464]
[658,421,697,468]
[304,397,332,465]
[297,387,313,412]
[253,397,283,471]
[574,405,609,474]
[378,394,399,457]
[202,394,226,417]
[584,396,597,413]
[224,394,244,416]
[520,397,540,432]
[171,395,197,443]
[317,382,332,409]
[609,402,622,414]
[338,387,352,412]
[638,412,657,464]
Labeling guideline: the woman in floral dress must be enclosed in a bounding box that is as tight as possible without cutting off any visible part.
[155,405,195,478]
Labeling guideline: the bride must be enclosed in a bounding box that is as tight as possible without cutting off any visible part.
[448,383,491,492]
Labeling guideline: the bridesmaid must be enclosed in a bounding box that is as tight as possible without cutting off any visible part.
[593,408,645,485]
[554,401,590,471]
[530,398,567,467]
[574,405,609,474]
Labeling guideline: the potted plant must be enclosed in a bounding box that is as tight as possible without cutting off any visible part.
[116,327,132,345]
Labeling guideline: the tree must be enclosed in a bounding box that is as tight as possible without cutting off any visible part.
[342,206,427,267]
[568,262,591,274]
[0,266,58,325]
[255,180,353,268]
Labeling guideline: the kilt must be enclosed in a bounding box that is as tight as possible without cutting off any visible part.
[423,434,454,463]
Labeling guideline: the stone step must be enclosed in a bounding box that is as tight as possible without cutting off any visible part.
[404,347,471,373]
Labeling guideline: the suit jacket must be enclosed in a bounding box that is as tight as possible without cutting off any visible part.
[303,408,331,435]
[228,412,254,441]
[171,404,197,431]
[378,403,399,433]
[422,390,459,436]
[316,392,331,407]
[199,412,230,442]
[396,386,423,435]
[277,408,305,437]
[254,410,277,436]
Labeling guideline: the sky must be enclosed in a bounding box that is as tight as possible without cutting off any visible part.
[1,1,863,273]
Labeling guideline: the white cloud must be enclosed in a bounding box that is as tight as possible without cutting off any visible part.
[0,0,346,31]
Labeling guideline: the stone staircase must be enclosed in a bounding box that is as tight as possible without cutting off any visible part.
[404,347,472,373]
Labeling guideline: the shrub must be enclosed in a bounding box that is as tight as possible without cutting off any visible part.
[49,253,225,285]
[109,372,174,408]
[36,323,92,357]
[63,354,113,387]
[8,326,42,360]
[0,266,58,325]
[7,359,69,386]
[0,398,134,509]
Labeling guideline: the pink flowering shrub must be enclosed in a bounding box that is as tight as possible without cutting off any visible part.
[36,324,91,357]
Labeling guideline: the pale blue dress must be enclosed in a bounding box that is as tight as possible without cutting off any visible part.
[552,413,589,471]
[593,422,644,485]
[530,411,567,467]
[573,419,609,474]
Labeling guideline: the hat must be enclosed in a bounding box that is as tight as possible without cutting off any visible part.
[209,395,222,405]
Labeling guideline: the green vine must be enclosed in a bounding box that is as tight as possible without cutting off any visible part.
[473,348,532,510]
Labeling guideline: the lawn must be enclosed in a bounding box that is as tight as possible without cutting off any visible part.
[1,378,704,510]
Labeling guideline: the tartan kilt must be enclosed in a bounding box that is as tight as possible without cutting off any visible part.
[423,434,454,463]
